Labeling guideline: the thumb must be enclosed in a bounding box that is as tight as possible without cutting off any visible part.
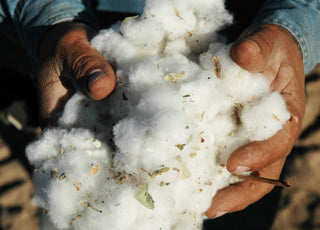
[230,25,276,73]
[58,24,116,100]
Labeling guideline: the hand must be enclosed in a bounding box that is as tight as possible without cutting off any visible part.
[206,24,306,218]
[37,22,116,127]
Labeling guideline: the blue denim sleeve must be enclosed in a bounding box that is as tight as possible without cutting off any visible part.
[97,0,145,13]
[252,0,320,74]
[0,0,98,63]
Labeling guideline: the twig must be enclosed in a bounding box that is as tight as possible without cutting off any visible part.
[234,174,290,187]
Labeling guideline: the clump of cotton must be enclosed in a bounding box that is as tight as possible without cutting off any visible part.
[26,0,290,229]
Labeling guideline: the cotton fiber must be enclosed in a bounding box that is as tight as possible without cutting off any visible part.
[26,0,291,229]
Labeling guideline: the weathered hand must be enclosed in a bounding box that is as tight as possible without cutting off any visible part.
[37,22,116,127]
[206,24,305,218]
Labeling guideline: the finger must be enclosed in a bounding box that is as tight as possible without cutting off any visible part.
[227,117,299,173]
[227,62,304,174]
[60,29,117,100]
[206,158,285,218]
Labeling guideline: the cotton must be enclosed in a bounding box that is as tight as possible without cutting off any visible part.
[26,0,290,229]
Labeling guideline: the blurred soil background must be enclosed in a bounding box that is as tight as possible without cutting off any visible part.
[0,1,320,229]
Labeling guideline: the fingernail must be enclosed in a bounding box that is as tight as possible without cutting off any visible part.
[87,70,105,91]
[233,166,251,174]
[215,211,228,218]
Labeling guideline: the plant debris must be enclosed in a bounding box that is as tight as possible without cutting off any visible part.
[211,56,221,78]
[51,168,58,178]
[58,173,66,180]
[135,183,155,210]
[89,164,99,176]
[163,72,185,83]
[175,144,186,151]
[151,167,170,178]
[121,15,139,25]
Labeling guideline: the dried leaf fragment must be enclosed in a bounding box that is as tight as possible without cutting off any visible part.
[187,134,193,145]
[232,105,241,126]
[121,15,139,25]
[273,113,280,121]
[229,130,236,137]
[175,8,183,20]
[151,167,170,178]
[135,183,155,210]
[88,204,103,213]
[163,72,185,83]
[58,173,66,180]
[79,200,87,206]
[181,165,191,178]
[175,144,185,151]
[51,168,58,178]
[89,164,99,176]
[200,111,205,122]
[79,200,102,213]
[176,155,182,162]
[211,56,221,78]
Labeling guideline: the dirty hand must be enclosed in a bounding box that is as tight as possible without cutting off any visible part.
[206,24,305,218]
[37,22,116,127]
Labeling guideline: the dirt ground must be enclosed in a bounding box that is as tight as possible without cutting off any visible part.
[0,30,320,230]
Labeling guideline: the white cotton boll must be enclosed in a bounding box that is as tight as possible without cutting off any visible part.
[58,94,111,132]
[91,29,155,69]
[191,0,232,32]
[241,92,291,141]
[58,94,85,126]
[71,184,140,230]
[184,0,232,52]
[163,39,191,56]
[113,108,193,173]
[161,54,201,81]
[39,214,61,230]
[222,68,271,103]
[120,17,165,50]
[143,0,196,40]
[26,129,65,166]
[136,85,182,113]
[180,73,232,122]
[113,117,149,171]
[47,181,83,229]
[208,114,236,146]
[28,128,112,229]
[128,53,200,93]
[128,56,166,90]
